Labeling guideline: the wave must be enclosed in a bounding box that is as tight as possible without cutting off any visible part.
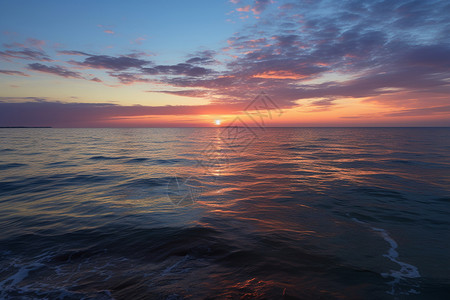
[89,155,130,160]
[0,163,27,170]
[351,217,421,296]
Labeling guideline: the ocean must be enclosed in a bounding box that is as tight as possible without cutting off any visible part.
[0,128,449,299]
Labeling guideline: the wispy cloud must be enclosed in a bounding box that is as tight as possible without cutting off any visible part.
[0,70,29,76]
[57,50,91,56]
[133,37,146,45]
[384,105,450,117]
[0,48,52,61]
[69,54,151,71]
[26,38,45,49]
[97,24,115,35]
[28,63,82,78]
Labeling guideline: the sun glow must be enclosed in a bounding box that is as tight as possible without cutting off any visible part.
[214,119,221,126]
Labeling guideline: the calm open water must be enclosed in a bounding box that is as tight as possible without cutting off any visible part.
[0,128,449,299]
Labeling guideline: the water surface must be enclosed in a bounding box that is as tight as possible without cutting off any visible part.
[0,128,449,299]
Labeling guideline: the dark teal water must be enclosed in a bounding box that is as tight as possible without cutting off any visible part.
[0,128,449,299]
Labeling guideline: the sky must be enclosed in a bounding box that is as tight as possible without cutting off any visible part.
[0,0,449,127]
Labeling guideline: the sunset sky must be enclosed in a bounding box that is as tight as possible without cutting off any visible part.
[0,0,449,127]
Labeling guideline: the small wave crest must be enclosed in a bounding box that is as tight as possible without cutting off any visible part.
[89,155,130,160]
[351,217,421,296]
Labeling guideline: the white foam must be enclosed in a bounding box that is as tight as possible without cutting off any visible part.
[161,255,190,276]
[0,262,44,287]
[0,251,56,298]
[351,216,421,295]
[0,261,45,299]
[0,250,116,299]
[372,227,420,279]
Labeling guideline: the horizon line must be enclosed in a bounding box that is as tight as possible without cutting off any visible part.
[2,126,449,129]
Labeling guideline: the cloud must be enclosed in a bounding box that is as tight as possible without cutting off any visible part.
[186,57,215,65]
[3,42,25,48]
[252,70,307,79]
[58,50,91,56]
[163,0,449,111]
[0,48,51,61]
[28,63,83,78]
[106,63,213,84]
[0,70,29,76]
[185,50,217,65]
[0,96,49,103]
[252,0,271,14]
[0,99,243,127]
[4,38,45,50]
[70,54,151,71]
[109,72,152,84]
[90,77,102,82]
[97,24,115,35]
[311,99,336,106]
[384,105,450,117]
[26,38,45,49]
[1,0,448,122]
[237,5,251,12]
[402,44,450,69]
[155,89,211,98]
[134,37,146,45]
[142,63,212,77]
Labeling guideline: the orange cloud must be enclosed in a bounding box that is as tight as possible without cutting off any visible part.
[252,70,307,80]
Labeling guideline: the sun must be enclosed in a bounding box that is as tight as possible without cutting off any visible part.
[214,119,221,126]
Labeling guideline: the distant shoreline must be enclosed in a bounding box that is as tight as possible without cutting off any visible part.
[0,126,448,129]
[0,126,52,128]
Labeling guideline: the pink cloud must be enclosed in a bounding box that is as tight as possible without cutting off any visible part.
[90,77,102,82]
[251,0,271,14]
[134,37,146,45]
[97,24,115,35]
[236,5,250,12]
[26,38,45,49]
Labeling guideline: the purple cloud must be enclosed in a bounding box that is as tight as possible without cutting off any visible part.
[0,48,51,61]
[58,50,91,56]
[0,70,29,76]
[70,54,151,70]
[185,50,217,65]
[109,72,152,84]
[252,0,271,14]
[155,90,211,98]
[90,77,102,82]
[143,63,212,77]
[26,38,45,49]
[28,63,82,78]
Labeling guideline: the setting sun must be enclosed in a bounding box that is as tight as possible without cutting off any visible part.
[214,119,221,126]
